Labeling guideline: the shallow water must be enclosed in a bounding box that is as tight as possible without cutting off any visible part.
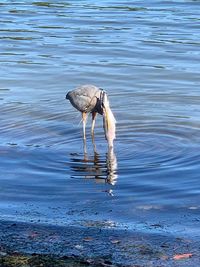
[0,1,200,238]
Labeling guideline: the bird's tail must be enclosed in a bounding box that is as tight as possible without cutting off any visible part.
[103,93,116,148]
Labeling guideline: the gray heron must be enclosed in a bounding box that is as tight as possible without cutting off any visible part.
[66,84,116,148]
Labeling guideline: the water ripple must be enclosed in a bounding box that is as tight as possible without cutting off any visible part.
[0,0,200,233]
[118,120,200,170]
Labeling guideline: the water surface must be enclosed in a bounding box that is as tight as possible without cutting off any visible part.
[0,0,200,238]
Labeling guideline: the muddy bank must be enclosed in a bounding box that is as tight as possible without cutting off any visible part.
[0,220,200,267]
[0,253,109,267]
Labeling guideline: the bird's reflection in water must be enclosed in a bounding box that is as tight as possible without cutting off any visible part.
[70,147,118,185]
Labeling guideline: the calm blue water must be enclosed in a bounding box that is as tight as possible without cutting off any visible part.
[0,0,200,238]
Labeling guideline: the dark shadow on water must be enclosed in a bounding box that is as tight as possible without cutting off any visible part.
[69,147,118,185]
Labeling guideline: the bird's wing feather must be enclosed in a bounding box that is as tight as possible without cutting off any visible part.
[67,85,101,112]
[69,91,98,112]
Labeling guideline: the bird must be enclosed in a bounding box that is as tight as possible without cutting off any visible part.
[66,84,116,148]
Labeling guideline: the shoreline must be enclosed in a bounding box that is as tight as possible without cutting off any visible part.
[0,220,200,267]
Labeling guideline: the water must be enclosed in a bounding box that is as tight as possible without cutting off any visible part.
[0,1,200,238]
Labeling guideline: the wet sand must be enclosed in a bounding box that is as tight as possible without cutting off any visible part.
[0,220,200,267]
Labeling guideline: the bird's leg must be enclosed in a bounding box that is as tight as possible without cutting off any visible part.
[83,142,88,159]
[91,112,97,153]
[91,112,97,136]
[82,112,87,141]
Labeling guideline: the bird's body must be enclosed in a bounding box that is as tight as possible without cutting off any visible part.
[66,84,116,148]
[66,85,103,114]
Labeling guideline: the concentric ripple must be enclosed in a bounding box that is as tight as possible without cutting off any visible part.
[117,120,200,172]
